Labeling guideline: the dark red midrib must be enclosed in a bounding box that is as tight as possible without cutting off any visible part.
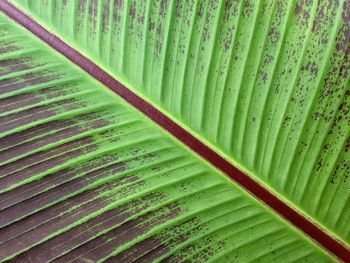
[1,1,349,261]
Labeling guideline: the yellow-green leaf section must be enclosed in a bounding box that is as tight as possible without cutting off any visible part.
[11,0,350,247]
[0,11,334,262]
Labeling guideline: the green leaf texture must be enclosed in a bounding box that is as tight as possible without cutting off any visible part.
[0,11,335,262]
[11,0,350,246]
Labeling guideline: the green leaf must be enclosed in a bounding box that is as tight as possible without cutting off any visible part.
[0,0,349,261]
[11,0,350,247]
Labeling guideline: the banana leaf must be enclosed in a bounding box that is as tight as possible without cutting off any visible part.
[0,0,349,262]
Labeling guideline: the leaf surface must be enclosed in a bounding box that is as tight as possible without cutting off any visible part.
[1,0,350,261]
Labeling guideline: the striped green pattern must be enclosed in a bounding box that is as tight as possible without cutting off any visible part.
[11,0,350,246]
[0,12,333,262]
